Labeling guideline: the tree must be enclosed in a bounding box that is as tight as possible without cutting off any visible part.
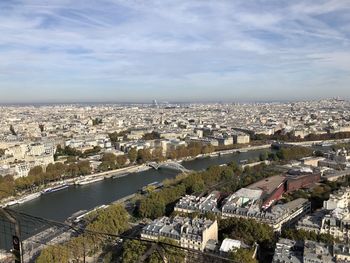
[122,240,147,263]
[66,163,79,177]
[109,130,129,144]
[155,238,185,263]
[116,155,127,166]
[276,146,313,161]
[268,152,278,161]
[282,228,334,244]
[220,168,234,181]
[202,145,215,154]
[229,248,257,263]
[101,152,117,162]
[28,166,45,184]
[152,147,165,162]
[83,146,101,156]
[92,118,102,125]
[137,149,152,164]
[86,204,129,235]
[128,148,137,163]
[9,124,17,136]
[219,217,274,248]
[142,131,160,140]
[259,151,268,161]
[77,161,92,175]
[36,245,70,263]
[39,124,45,132]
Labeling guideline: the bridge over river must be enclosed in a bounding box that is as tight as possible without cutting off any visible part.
[147,161,191,173]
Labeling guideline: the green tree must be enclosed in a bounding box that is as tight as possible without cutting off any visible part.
[219,217,274,247]
[36,245,70,263]
[122,240,147,263]
[229,248,257,263]
[282,228,334,244]
[259,151,268,161]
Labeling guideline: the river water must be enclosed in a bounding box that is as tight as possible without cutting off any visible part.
[13,149,270,222]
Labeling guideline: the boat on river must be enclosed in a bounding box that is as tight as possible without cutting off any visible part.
[76,177,104,186]
[42,184,69,194]
[17,192,41,204]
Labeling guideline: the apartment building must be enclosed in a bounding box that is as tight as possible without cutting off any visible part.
[324,187,350,210]
[141,216,218,251]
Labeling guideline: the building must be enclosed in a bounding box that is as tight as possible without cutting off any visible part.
[323,169,350,182]
[333,243,350,262]
[298,187,350,243]
[324,187,350,210]
[222,192,311,232]
[303,240,334,263]
[141,216,218,251]
[13,162,36,178]
[296,211,325,233]
[27,143,45,156]
[286,172,321,193]
[246,175,287,209]
[272,238,303,263]
[273,239,350,263]
[219,238,241,256]
[174,191,221,214]
[320,210,350,243]
[301,157,325,167]
[233,134,250,144]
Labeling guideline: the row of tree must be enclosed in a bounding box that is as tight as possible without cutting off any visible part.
[98,152,128,171]
[0,160,92,197]
[36,204,129,263]
[281,228,335,244]
[275,146,313,161]
[254,131,350,142]
[125,142,216,165]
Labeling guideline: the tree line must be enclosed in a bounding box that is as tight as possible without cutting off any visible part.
[36,204,129,263]
[0,160,92,199]
[254,131,350,142]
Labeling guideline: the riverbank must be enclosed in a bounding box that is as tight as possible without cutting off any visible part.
[276,138,350,147]
[0,164,151,207]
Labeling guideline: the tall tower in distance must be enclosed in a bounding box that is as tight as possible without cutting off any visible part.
[152,99,159,108]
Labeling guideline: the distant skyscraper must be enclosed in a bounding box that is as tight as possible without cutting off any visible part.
[153,99,159,108]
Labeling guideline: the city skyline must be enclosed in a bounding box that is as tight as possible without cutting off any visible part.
[1,0,350,103]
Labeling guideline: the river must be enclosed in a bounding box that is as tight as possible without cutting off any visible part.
[13,148,270,221]
[0,148,271,250]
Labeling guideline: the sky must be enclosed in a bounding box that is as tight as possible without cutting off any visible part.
[0,0,350,103]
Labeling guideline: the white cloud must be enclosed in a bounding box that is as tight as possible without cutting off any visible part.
[0,0,349,102]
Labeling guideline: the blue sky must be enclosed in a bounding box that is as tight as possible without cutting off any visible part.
[0,0,350,103]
